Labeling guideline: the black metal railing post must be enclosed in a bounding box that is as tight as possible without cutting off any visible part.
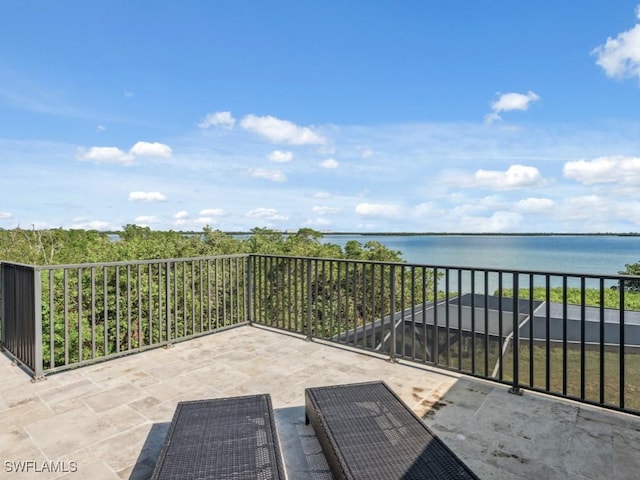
[165,261,172,347]
[2,253,640,415]
[247,255,253,324]
[389,264,397,362]
[509,273,522,395]
[0,262,5,352]
[0,263,44,380]
[306,258,312,341]
[32,269,44,381]
[620,279,626,410]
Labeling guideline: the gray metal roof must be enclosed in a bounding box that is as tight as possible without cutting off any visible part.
[398,301,523,337]
[333,293,640,347]
[398,293,640,347]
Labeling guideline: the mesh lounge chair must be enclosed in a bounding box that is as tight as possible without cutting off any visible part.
[305,381,479,480]
[151,394,286,480]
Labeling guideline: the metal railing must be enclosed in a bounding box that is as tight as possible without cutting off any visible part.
[250,255,640,415]
[1,262,42,377]
[1,253,639,415]
[1,255,248,378]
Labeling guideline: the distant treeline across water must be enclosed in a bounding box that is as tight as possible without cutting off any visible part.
[319,234,640,276]
[106,231,640,276]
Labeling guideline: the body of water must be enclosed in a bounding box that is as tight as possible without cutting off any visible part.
[322,234,640,277]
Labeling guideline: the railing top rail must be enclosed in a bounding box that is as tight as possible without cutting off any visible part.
[0,261,38,269]
[250,253,640,282]
[412,263,640,281]
[3,252,640,282]
[251,253,407,267]
[1,254,249,271]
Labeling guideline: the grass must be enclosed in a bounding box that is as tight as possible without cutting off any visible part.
[501,343,640,411]
[400,332,640,411]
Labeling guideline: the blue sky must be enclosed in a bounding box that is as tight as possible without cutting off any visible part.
[2,1,640,233]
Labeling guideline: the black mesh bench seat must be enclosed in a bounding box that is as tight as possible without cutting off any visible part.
[151,394,286,480]
[305,381,480,480]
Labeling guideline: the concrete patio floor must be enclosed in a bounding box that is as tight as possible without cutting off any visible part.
[1,324,640,480]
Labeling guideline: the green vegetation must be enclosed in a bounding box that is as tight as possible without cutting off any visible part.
[2,227,638,411]
[500,286,640,311]
[619,261,640,292]
[497,277,640,410]
[0,225,406,265]
[500,257,640,311]
[501,344,640,411]
[1,226,410,370]
[253,257,441,342]
[401,330,640,411]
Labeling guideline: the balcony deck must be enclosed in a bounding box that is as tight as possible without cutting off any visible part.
[2,324,639,480]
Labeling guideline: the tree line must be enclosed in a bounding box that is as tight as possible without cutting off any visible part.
[0,225,405,265]
[3,226,639,372]
[0,225,412,370]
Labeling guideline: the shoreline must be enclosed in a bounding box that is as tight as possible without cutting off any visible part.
[314,232,640,237]
[94,230,640,237]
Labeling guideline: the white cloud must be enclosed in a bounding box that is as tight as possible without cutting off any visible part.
[198,111,236,129]
[312,206,341,215]
[250,168,286,182]
[123,90,134,98]
[240,114,326,145]
[130,141,172,158]
[69,219,111,230]
[485,91,540,124]
[360,147,373,158]
[413,202,445,218]
[492,91,540,111]
[451,202,489,217]
[355,203,400,217]
[474,164,544,190]
[460,211,524,233]
[561,195,613,222]
[245,208,288,220]
[474,195,509,210]
[97,125,106,132]
[626,200,640,225]
[77,141,172,164]
[0,212,13,219]
[173,213,219,227]
[516,197,556,213]
[319,158,339,169]
[199,208,226,216]
[128,191,167,202]
[592,6,640,80]
[15,113,640,233]
[195,216,216,225]
[77,146,135,165]
[267,150,293,163]
[556,196,640,231]
[305,217,332,227]
[563,155,640,185]
[134,215,159,224]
